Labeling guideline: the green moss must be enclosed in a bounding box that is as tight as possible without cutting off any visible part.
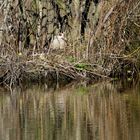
[74,63,88,70]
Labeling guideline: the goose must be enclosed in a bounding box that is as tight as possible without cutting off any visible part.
[50,33,66,50]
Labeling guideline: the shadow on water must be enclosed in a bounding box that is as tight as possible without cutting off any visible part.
[0,80,140,140]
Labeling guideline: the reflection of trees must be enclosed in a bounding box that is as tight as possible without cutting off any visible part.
[0,82,140,140]
[0,92,21,140]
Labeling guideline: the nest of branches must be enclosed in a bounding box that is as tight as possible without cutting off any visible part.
[0,52,108,87]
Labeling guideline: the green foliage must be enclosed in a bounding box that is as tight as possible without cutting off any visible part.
[66,56,75,63]
[74,63,88,70]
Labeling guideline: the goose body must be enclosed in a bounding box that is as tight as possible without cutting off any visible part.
[50,33,66,50]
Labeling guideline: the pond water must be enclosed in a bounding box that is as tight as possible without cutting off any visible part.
[0,80,140,140]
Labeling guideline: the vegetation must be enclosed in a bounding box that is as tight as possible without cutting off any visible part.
[0,0,140,87]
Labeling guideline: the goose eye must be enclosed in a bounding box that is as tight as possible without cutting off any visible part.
[60,33,64,37]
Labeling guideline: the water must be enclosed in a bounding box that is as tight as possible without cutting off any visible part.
[0,80,140,140]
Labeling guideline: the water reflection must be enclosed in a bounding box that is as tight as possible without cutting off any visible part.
[0,81,140,140]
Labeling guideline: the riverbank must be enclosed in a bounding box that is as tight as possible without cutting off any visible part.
[0,0,139,88]
[0,51,139,88]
